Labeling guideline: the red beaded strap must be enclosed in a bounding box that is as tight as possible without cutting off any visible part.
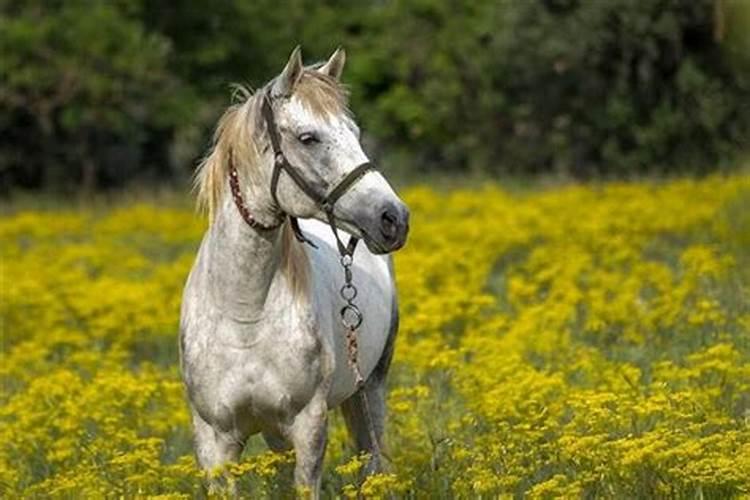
[228,160,281,231]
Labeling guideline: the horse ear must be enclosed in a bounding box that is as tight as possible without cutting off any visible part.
[272,46,304,97]
[318,47,346,80]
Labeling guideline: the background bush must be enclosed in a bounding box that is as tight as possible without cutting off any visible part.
[1,0,749,191]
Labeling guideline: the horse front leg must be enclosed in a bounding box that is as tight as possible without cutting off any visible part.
[285,392,328,499]
[191,407,245,495]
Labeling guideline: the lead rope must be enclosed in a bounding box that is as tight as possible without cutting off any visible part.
[338,254,383,469]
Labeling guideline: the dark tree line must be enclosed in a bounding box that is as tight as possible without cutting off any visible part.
[2,0,749,192]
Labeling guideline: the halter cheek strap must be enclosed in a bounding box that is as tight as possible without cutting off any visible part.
[261,93,375,257]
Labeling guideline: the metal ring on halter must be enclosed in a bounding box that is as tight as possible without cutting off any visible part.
[340,283,358,301]
[340,304,363,330]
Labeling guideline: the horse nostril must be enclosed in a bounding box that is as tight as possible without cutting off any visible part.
[380,208,398,240]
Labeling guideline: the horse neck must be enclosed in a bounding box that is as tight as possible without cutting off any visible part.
[204,192,283,320]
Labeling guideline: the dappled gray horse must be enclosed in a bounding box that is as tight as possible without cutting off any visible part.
[179,47,409,496]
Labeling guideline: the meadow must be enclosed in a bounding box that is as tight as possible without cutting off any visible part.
[1,175,749,498]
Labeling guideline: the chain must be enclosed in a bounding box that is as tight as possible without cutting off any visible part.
[338,253,385,468]
[339,254,365,388]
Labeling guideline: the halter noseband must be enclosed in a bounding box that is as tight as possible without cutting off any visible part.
[240,91,374,257]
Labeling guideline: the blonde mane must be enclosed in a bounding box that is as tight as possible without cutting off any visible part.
[193,69,350,300]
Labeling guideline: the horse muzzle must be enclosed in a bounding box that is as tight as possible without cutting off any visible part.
[361,199,410,254]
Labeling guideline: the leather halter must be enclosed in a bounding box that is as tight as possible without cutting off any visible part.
[228,90,374,257]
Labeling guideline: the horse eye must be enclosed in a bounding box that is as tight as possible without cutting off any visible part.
[298,132,320,145]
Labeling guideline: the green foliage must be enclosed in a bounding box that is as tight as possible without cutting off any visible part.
[1,0,749,190]
[346,0,750,176]
[0,0,195,190]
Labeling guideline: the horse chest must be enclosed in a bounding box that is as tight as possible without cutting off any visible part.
[188,316,332,429]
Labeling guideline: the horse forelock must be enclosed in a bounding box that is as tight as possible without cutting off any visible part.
[294,70,350,119]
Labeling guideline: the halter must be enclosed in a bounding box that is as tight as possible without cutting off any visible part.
[261,91,375,257]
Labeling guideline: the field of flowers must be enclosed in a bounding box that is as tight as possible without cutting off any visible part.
[2,175,749,498]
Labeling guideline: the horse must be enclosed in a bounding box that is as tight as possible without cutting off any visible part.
[179,46,410,497]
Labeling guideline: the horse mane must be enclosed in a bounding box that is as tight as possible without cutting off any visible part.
[193,69,350,301]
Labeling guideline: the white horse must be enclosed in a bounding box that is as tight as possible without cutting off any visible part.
[179,46,409,496]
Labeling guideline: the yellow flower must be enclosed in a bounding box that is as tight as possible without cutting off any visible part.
[2,174,749,497]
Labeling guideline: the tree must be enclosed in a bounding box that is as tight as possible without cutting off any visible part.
[0,0,194,191]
